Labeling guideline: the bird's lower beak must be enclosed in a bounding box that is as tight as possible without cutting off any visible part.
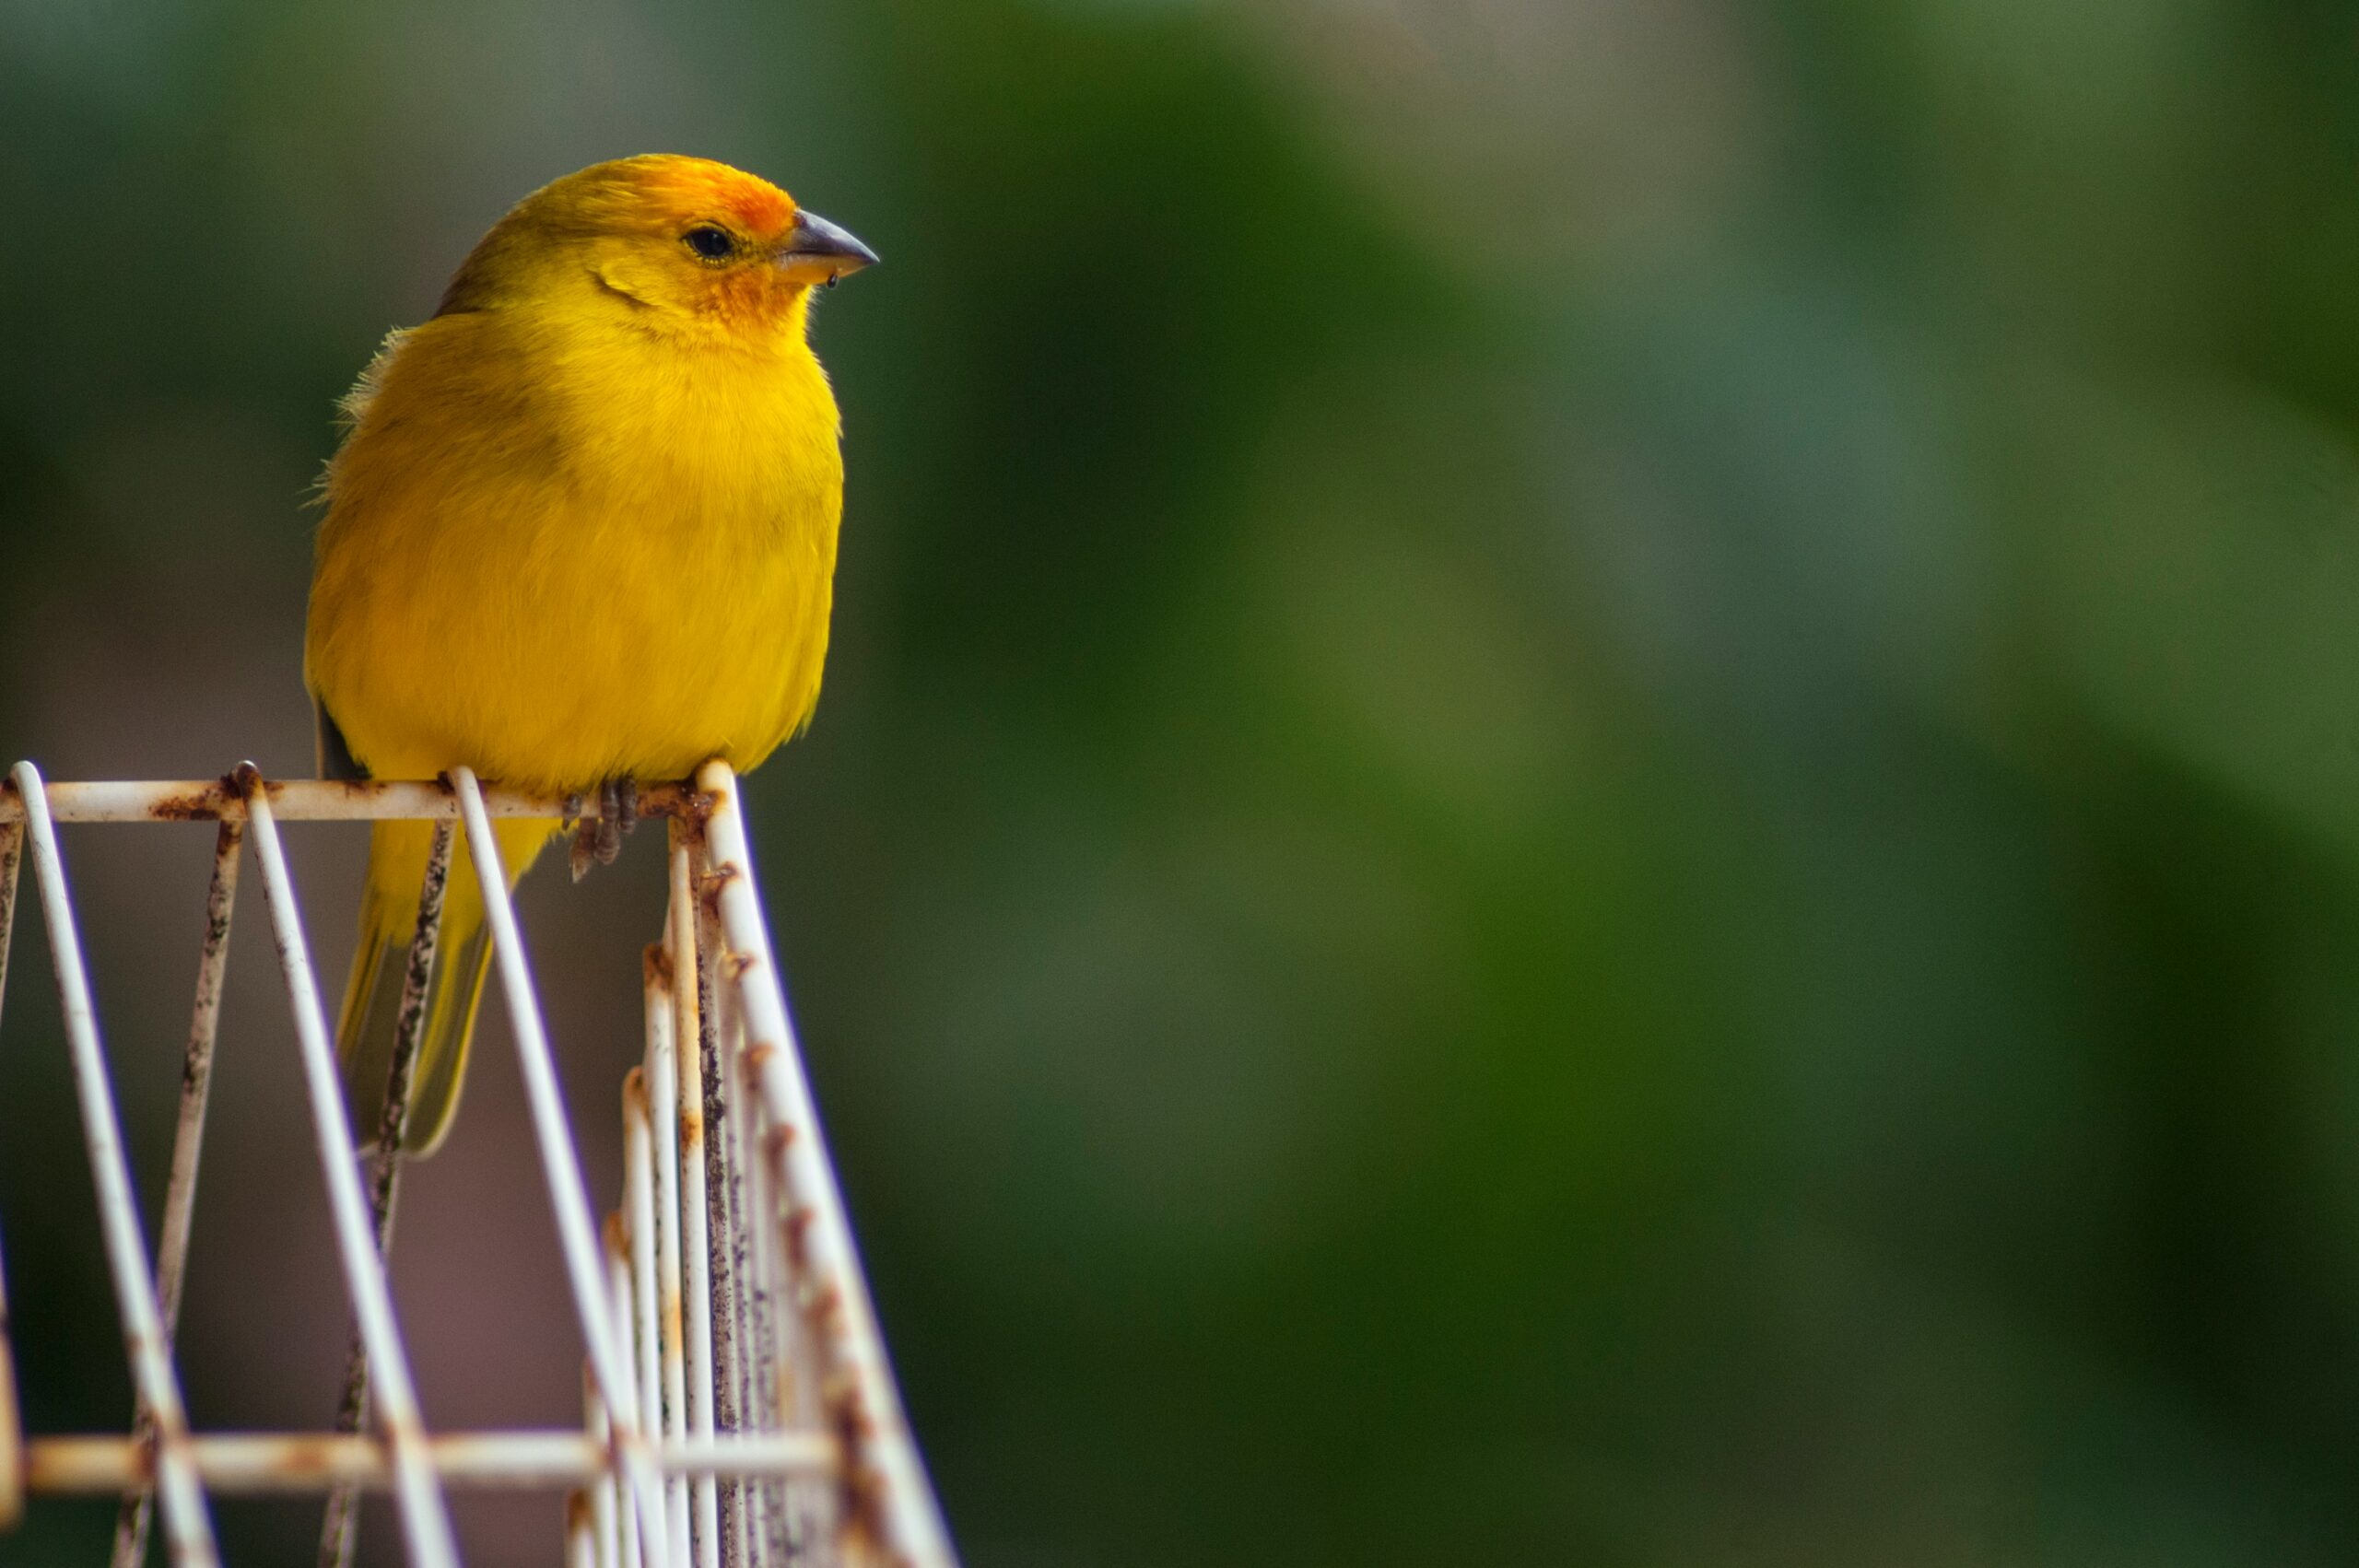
[775,210,878,286]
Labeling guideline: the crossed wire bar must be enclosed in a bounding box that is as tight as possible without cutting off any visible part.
[0,763,955,1567]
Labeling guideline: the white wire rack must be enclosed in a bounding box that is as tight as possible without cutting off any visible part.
[0,760,956,1568]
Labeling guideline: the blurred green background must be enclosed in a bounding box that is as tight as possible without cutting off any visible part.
[9,0,2359,1562]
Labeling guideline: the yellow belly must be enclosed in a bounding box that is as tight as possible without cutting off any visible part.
[304,309,843,794]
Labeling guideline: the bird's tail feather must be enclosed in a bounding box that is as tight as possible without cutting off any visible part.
[335,815,554,1156]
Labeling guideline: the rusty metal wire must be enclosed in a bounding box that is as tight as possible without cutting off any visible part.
[0,814,22,1536]
[10,762,220,1567]
[31,1432,836,1492]
[0,766,955,1567]
[112,817,243,1568]
[320,817,453,1568]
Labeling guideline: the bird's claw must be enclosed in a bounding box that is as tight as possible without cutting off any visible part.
[569,778,638,883]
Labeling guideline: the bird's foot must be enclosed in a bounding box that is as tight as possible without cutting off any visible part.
[568,778,639,883]
[596,778,636,865]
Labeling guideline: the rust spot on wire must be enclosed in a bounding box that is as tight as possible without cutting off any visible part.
[119,1422,160,1484]
[327,777,390,808]
[623,1065,649,1117]
[722,951,758,982]
[806,1281,844,1338]
[273,1435,345,1480]
[783,1226,815,1279]
[604,1209,628,1259]
[642,942,674,990]
[698,861,740,917]
[823,1380,890,1552]
[824,1374,876,1442]
[147,773,241,821]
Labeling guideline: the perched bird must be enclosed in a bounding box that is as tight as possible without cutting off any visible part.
[305,155,876,1154]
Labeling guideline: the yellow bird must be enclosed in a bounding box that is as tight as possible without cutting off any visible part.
[305,155,875,1154]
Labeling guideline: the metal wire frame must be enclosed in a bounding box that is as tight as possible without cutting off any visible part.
[0,765,955,1567]
[318,817,452,1568]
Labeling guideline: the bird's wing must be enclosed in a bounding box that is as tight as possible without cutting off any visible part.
[315,699,369,781]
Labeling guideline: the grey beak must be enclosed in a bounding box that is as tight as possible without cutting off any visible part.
[777,210,878,283]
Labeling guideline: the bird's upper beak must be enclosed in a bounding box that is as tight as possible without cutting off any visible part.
[775,210,878,286]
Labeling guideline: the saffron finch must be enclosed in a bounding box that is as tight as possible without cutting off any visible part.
[304,155,876,1153]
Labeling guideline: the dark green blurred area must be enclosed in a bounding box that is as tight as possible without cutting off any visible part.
[9,0,2359,1562]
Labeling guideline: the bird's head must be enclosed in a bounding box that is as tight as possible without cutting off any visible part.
[436,155,877,345]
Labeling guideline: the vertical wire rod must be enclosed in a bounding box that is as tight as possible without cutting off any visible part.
[320,817,454,1568]
[569,1490,599,1568]
[722,1016,790,1561]
[734,1045,793,1562]
[0,816,23,1532]
[0,817,21,1036]
[112,818,245,1568]
[668,826,722,1568]
[605,1217,646,1568]
[765,1049,833,1560]
[697,760,957,1567]
[448,767,672,1568]
[715,954,781,1560]
[0,1205,18,1533]
[623,1071,672,1562]
[237,765,461,1568]
[588,1364,618,1568]
[8,761,221,1567]
[695,881,748,1568]
[642,948,694,1565]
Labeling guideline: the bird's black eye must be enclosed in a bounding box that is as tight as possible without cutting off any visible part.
[684,226,736,261]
